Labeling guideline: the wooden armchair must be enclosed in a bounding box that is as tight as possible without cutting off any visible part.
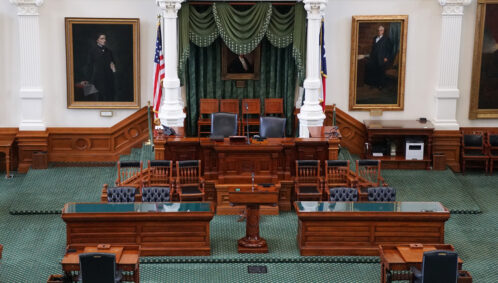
[461,130,488,174]
[176,160,205,201]
[264,98,284,117]
[324,160,352,200]
[295,160,322,201]
[198,99,219,137]
[116,160,143,188]
[355,160,386,189]
[487,131,498,175]
[142,160,174,202]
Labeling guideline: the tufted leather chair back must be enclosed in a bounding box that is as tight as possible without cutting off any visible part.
[211,112,238,137]
[142,187,170,202]
[107,187,136,203]
[367,187,396,201]
[329,187,358,201]
[463,134,482,147]
[260,116,286,138]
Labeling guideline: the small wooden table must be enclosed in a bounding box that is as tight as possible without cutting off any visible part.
[0,137,14,178]
[228,185,279,253]
[61,244,140,283]
[379,244,463,283]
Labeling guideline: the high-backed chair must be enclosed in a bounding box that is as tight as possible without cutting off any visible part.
[107,186,136,203]
[116,160,143,187]
[259,116,286,138]
[355,160,386,189]
[241,98,261,136]
[295,160,322,201]
[461,130,488,174]
[79,253,122,283]
[141,160,173,202]
[220,99,240,134]
[211,113,238,138]
[329,187,358,201]
[198,98,219,137]
[264,98,284,117]
[324,160,352,199]
[176,160,205,201]
[367,187,396,201]
[410,250,459,283]
[487,131,498,175]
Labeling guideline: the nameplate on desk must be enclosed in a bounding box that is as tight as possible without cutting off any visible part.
[229,136,248,144]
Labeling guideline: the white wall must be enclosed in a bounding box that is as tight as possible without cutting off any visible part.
[1,0,496,128]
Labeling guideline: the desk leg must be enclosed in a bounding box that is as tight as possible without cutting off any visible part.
[237,204,268,253]
[5,149,10,178]
[135,265,140,283]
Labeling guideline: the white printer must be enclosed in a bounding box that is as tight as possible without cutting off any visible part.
[405,138,424,160]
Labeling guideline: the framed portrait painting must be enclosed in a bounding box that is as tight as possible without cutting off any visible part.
[65,18,140,109]
[349,15,408,111]
[469,0,498,119]
[221,44,261,81]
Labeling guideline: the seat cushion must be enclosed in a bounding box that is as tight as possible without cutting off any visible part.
[299,186,320,194]
[181,186,202,195]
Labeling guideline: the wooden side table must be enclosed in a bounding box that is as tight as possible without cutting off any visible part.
[0,137,14,178]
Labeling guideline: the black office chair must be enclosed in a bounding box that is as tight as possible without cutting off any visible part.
[211,112,238,138]
[259,116,286,138]
[329,187,358,201]
[79,253,122,283]
[410,250,458,283]
[367,187,396,201]
[142,187,170,202]
[107,187,136,203]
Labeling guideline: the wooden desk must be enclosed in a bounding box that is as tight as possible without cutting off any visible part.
[364,120,434,169]
[0,137,14,178]
[62,202,215,256]
[62,244,140,283]
[229,185,279,253]
[379,244,463,283]
[215,183,281,215]
[294,201,450,256]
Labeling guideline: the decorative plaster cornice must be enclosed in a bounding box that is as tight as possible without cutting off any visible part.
[438,0,473,15]
[156,0,183,18]
[10,0,43,16]
[304,0,327,19]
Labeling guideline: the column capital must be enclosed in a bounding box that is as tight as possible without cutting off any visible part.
[10,0,44,16]
[156,0,183,18]
[304,0,327,19]
[438,0,472,15]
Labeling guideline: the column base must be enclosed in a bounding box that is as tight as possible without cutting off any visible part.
[297,112,325,138]
[432,120,460,131]
[19,120,46,131]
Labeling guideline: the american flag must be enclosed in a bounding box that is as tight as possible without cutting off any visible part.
[153,21,165,119]
[320,19,327,111]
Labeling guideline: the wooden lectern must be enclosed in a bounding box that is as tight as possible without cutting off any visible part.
[228,185,278,253]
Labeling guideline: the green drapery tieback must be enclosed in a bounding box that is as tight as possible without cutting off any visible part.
[178,3,306,86]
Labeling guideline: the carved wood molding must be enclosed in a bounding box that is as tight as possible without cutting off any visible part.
[433,130,462,172]
[324,105,367,156]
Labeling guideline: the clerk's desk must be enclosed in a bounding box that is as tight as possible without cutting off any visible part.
[294,201,450,256]
[62,202,214,256]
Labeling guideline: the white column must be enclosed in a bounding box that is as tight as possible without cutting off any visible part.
[156,0,186,127]
[298,0,327,138]
[433,0,472,130]
[10,0,45,131]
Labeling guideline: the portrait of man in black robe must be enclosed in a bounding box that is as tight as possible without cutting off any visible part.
[365,25,393,90]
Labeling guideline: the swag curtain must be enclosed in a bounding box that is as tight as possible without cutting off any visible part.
[178,3,306,85]
[186,39,296,137]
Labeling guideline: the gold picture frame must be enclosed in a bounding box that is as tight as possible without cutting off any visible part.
[469,0,498,119]
[221,44,261,81]
[65,18,140,109]
[349,15,408,111]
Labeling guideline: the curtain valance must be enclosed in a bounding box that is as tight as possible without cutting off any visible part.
[178,3,306,86]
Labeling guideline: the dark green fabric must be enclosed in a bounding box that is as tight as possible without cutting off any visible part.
[186,39,296,137]
[178,3,306,86]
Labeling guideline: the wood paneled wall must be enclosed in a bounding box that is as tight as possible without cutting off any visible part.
[324,105,367,156]
[0,128,19,172]
[433,130,461,172]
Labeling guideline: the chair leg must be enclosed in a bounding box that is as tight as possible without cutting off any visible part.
[462,160,466,175]
[491,160,494,175]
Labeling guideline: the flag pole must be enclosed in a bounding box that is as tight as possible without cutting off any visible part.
[146,101,154,147]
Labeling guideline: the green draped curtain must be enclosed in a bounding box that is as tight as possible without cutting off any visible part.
[186,39,296,137]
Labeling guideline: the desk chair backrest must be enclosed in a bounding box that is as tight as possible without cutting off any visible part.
[79,253,118,283]
[176,160,201,185]
[329,187,358,201]
[211,112,238,137]
[220,99,240,114]
[264,98,284,117]
[107,186,136,203]
[116,160,143,186]
[421,250,458,283]
[461,131,486,154]
[260,116,286,138]
[296,160,320,183]
[367,187,396,201]
[325,160,350,188]
[355,160,384,188]
[142,187,170,202]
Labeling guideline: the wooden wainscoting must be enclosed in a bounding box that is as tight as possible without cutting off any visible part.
[324,105,367,156]
[16,131,49,173]
[433,130,461,172]
[0,128,19,173]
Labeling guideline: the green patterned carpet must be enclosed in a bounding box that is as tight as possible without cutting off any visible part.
[0,146,497,282]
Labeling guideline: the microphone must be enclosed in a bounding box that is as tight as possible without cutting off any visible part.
[245,103,250,144]
[251,172,255,192]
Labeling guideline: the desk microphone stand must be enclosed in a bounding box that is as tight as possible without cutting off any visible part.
[245,103,250,144]
[251,172,255,192]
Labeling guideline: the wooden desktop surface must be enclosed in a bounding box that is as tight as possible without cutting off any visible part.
[62,244,140,283]
[379,244,463,283]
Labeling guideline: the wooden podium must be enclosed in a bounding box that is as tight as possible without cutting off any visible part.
[228,185,278,253]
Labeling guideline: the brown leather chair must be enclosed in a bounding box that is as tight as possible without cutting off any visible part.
[264,98,284,117]
[198,99,219,137]
[176,160,205,201]
[241,98,261,136]
[461,130,488,175]
[295,160,322,201]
